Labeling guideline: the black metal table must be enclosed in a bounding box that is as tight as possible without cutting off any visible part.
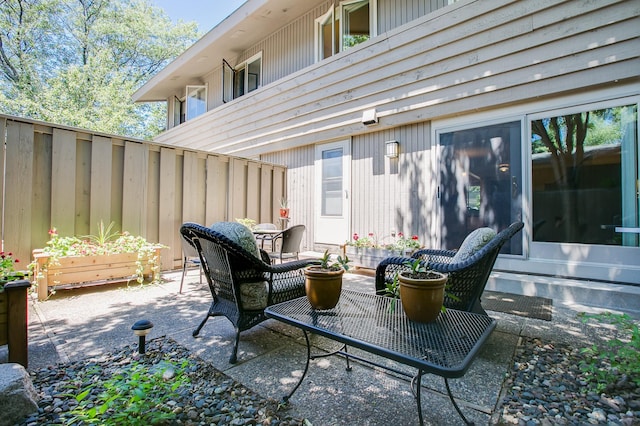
[265,289,496,425]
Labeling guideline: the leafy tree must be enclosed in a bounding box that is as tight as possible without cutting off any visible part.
[0,0,199,139]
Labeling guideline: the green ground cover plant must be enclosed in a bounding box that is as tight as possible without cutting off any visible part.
[578,312,640,393]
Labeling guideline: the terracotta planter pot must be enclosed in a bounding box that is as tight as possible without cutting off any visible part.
[303,266,344,310]
[398,271,448,323]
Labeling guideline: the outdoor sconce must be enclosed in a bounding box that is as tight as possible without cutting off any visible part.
[498,163,510,173]
[385,140,399,158]
[132,319,154,354]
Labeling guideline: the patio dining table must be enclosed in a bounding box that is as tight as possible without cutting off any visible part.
[253,228,281,251]
[265,289,496,425]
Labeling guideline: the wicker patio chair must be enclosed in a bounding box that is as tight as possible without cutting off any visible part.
[179,233,202,293]
[180,222,319,363]
[375,221,524,316]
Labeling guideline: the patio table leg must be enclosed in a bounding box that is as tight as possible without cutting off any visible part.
[411,374,474,425]
[282,330,311,403]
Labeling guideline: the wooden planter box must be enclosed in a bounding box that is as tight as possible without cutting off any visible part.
[33,248,162,301]
[0,279,31,367]
[343,246,412,270]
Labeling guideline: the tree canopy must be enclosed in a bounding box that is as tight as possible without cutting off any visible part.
[0,0,200,139]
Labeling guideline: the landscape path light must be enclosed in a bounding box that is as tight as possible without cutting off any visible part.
[131,319,154,354]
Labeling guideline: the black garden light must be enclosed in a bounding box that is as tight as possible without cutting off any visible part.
[131,319,154,354]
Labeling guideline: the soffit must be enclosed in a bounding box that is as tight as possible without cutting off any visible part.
[133,0,324,102]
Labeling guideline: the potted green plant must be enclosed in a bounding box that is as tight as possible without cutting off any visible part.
[390,259,448,323]
[31,221,165,301]
[279,198,289,219]
[0,251,31,367]
[303,250,349,310]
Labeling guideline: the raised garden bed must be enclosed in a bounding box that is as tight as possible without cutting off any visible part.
[32,248,162,301]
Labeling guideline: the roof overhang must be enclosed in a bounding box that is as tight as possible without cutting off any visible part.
[132,0,323,102]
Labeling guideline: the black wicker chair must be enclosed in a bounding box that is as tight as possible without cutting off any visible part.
[375,221,524,316]
[180,222,319,363]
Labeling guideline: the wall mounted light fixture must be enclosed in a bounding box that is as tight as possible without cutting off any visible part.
[385,140,399,158]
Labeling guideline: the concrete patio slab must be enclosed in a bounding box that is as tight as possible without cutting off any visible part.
[13,267,640,425]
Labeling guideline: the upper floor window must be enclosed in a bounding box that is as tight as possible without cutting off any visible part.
[315,0,376,62]
[186,85,207,121]
[223,52,262,102]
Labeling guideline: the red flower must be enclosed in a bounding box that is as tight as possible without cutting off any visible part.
[398,232,404,238]
[14,259,19,263]
[368,232,374,237]
[412,235,419,240]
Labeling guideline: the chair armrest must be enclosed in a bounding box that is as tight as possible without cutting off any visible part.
[374,256,413,295]
[411,248,457,262]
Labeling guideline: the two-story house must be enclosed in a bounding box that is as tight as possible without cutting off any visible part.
[133,0,639,287]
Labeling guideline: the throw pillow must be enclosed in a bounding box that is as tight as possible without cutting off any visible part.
[451,227,496,263]
[210,221,261,259]
[239,282,269,310]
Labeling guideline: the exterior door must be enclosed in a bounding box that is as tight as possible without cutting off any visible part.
[437,121,523,254]
[314,140,351,245]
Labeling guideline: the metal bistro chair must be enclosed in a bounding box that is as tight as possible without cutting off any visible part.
[179,233,203,293]
[180,222,319,363]
[375,221,524,316]
[268,224,306,264]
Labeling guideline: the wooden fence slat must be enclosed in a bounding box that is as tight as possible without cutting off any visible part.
[90,136,113,234]
[5,121,34,264]
[51,129,76,236]
[159,148,177,268]
[122,142,148,236]
[205,155,228,225]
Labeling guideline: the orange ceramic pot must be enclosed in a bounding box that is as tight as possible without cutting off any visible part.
[398,271,448,323]
[303,266,344,310]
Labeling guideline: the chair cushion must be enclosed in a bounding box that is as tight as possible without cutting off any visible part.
[239,281,268,310]
[210,222,260,259]
[451,227,497,263]
[210,222,267,309]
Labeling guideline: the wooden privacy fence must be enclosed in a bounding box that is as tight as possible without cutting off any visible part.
[0,114,287,271]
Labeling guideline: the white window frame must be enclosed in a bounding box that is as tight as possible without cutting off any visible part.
[338,0,377,52]
[185,85,207,121]
[314,8,335,62]
[314,0,377,63]
[223,52,263,102]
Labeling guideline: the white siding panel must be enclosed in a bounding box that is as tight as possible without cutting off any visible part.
[155,0,638,159]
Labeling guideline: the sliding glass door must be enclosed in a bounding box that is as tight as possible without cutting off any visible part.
[438,121,523,254]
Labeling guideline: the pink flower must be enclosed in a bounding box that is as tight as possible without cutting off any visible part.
[398,232,404,238]
[368,232,374,237]
[353,233,359,241]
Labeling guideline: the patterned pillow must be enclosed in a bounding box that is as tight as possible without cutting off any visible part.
[210,222,267,309]
[451,227,497,263]
[210,221,260,259]
[239,282,268,310]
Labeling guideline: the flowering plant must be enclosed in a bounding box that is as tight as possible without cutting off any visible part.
[32,222,166,284]
[386,233,421,252]
[346,232,381,248]
[0,251,27,285]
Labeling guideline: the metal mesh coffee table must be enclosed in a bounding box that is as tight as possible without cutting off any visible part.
[265,289,496,425]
